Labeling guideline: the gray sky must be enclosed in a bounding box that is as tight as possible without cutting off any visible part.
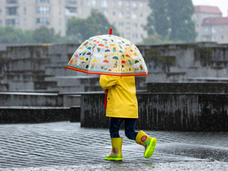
[192,0,228,17]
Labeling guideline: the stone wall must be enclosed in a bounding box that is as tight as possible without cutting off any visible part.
[1,42,228,92]
[138,42,228,82]
[80,92,228,131]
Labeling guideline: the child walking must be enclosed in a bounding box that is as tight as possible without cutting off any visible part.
[99,75,157,161]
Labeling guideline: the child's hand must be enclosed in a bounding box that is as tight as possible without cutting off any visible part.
[104,89,108,94]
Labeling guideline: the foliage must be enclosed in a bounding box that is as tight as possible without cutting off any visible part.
[144,0,197,43]
[142,33,174,45]
[0,26,66,44]
[0,26,28,43]
[67,10,119,43]
[32,26,61,43]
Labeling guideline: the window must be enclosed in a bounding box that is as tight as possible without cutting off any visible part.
[113,11,115,16]
[24,7,26,15]
[112,0,116,7]
[204,27,209,33]
[0,9,2,16]
[118,22,124,27]
[92,0,96,6]
[36,7,50,14]
[88,0,96,6]
[126,32,131,39]
[118,0,122,7]
[133,23,137,28]
[7,0,17,4]
[126,13,130,19]
[119,11,123,17]
[36,0,50,3]
[66,7,77,13]
[66,0,77,4]
[193,15,198,21]
[6,19,19,26]
[7,7,17,15]
[101,0,108,8]
[132,33,138,38]
[132,2,137,8]
[102,10,108,17]
[212,27,216,34]
[36,17,49,25]
[132,13,137,19]
[212,35,215,41]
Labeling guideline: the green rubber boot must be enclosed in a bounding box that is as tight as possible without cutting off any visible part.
[136,130,157,158]
[105,137,123,161]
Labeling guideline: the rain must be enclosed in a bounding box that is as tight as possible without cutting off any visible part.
[0,0,228,170]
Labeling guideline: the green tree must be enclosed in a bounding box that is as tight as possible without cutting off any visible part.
[0,26,29,43]
[0,26,66,44]
[67,10,119,43]
[145,0,197,43]
[167,0,196,42]
[146,0,170,36]
[32,26,61,43]
[142,33,174,45]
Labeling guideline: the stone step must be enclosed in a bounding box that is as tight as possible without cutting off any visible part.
[0,83,8,91]
[34,81,57,90]
[0,92,62,107]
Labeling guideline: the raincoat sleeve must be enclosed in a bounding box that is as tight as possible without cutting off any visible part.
[99,75,118,90]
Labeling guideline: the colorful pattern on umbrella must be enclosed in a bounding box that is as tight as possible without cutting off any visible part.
[66,34,148,76]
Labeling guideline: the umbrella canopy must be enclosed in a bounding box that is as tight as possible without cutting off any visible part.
[66,29,148,76]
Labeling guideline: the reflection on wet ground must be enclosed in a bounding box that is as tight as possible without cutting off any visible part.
[0,122,227,170]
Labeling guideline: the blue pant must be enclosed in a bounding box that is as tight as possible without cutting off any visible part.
[109,118,138,140]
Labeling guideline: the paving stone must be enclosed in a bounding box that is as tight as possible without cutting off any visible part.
[0,122,228,170]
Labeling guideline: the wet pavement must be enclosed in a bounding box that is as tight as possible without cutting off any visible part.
[0,122,228,171]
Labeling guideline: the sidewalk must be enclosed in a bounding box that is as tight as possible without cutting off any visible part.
[0,122,228,171]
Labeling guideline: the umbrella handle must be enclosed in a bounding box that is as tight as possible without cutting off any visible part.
[109,28,112,36]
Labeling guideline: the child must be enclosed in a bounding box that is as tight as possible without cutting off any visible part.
[99,75,157,161]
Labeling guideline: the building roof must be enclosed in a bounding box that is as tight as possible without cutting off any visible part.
[194,5,222,15]
[202,17,228,26]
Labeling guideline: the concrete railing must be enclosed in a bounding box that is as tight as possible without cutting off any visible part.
[0,91,81,123]
[80,92,228,131]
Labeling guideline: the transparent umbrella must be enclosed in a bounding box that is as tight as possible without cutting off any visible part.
[65,28,148,77]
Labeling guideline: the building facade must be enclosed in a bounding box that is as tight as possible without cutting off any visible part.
[0,0,150,44]
[201,17,228,43]
[192,5,228,43]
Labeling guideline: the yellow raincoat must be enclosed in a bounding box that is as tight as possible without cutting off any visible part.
[99,75,138,118]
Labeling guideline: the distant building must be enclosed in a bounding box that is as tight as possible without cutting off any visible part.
[193,5,228,43]
[201,17,228,43]
[0,0,150,44]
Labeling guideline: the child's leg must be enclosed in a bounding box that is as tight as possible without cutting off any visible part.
[124,118,138,140]
[109,118,123,138]
[105,118,124,161]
